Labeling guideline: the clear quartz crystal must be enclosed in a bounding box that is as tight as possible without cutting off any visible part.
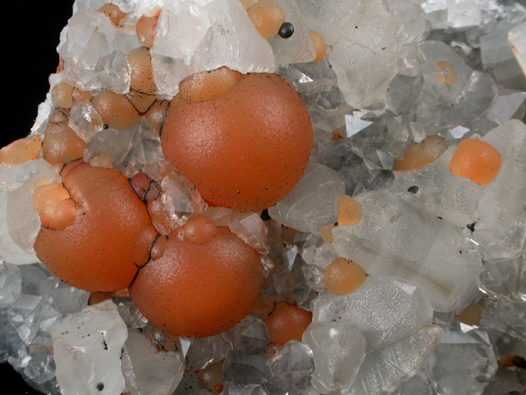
[121,328,185,395]
[85,118,164,177]
[329,0,405,108]
[0,263,22,306]
[475,120,526,258]
[424,327,498,395]
[222,350,273,387]
[312,276,434,351]
[63,9,119,90]
[229,212,269,255]
[268,340,315,390]
[302,321,366,394]
[51,300,128,395]
[347,325,444,395]
[225,315,270,356]
[143,160,208,230]
[268,161,345,234]
[68,101,105,142]
[151,0,275,97]
[94,50,132,94]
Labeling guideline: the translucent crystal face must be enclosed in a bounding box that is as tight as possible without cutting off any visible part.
[4,0,526,394]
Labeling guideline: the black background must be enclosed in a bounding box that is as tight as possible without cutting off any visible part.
[2,2,74,394]
[1,1,73,147]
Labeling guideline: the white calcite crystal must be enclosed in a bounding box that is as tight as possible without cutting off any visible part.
[331,189,482,312]
[51,300,128,395]
[302,321,366,394]
[391,147,485,227]
[312,276,434,351]
[474,120,526,258]
[268,161,345,234]
[151,0,275,97]
[121,328,185,395]
[347,325,444,395]
[0,160,61,264]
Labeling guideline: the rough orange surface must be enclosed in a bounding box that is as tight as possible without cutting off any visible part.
[34,160,152,292]
[161,71,313,212]
[130,227,263,338]
[449,139,501,185]
[264,301,312,345]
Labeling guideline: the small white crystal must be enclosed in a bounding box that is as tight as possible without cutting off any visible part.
[268,161,345,234]
[0,263,22,306]
[302,321,366,394]
[348,325,444,395]
[2,160,60,260]
[229,212,269,255]
[121,328,184,395]
[51,300,128,395]
[69,101,105,143]
[475,120,526,258]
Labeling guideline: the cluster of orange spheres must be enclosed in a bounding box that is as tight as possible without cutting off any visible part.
[31,67,314,338]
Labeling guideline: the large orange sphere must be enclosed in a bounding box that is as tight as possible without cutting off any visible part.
[129,227,263,338]
[161,70,313,212]
[34,160,152,292]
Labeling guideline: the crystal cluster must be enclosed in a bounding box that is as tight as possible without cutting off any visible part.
[1,0,526,394]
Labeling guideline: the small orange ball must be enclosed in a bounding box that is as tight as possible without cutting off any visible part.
[264,301,312,345]
[449,139,501,185]
[324,258,367,296]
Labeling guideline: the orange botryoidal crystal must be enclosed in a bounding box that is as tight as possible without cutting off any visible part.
[129,227,263,338]
[34,160,152,292]
[161,69,313,212]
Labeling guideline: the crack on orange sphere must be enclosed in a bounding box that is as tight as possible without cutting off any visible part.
[129,227,263,338]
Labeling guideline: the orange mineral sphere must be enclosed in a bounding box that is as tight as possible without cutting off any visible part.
[264,301,312,345]
[449,139,501,185]
[33,160,152,292]
[129,227,263,338]
[161,69,313,212]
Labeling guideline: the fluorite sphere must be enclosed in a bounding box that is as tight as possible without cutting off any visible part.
[161,71,313,212]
